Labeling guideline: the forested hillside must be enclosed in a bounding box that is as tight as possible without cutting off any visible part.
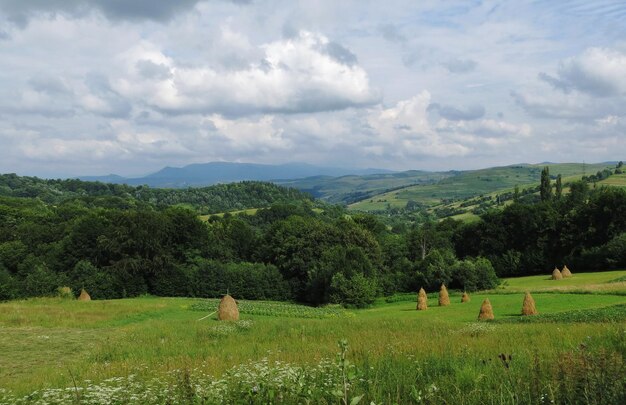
[0,174,312,214]
[1,170,625,307]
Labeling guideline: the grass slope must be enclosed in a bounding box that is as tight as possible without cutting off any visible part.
[349,162,614,213]
[275,170,453,204]
[0,270,625,403]
[600,172,626,188]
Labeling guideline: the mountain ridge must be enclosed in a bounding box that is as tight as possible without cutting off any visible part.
[79,161,395,188]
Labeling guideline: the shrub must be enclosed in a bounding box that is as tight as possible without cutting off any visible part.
[452,257,498,291]
[191,260,291,301]
[70,260,117,299]
[330,272,377,308]
[22,264,60,297]
[0,265,17,300]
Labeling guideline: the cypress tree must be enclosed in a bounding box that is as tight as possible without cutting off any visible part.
[555,174,562,199]
[540,166,552,201]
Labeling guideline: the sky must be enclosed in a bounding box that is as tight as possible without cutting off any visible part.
[0,0,625,177]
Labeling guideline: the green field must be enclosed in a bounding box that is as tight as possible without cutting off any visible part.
[348,163,614,212]
[275,171,453,203]
[600,172,626,188]
[1,270,625,404]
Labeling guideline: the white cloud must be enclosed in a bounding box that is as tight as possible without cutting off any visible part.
[543,47,626,97]
[0,1,624,176]
[112,31,379,116]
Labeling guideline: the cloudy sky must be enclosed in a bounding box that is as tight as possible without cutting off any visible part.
[1,0,625,177]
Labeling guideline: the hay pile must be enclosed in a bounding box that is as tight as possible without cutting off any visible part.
[551,268,563,280]
[57,286,73,299]
[416,288,428,310]
[438,284,450,306]
[461,292,470,303]
[521,291,538,316]
[561,265,572,278]
[218,294,239,321]
[78,289,91,301]
[478,298,494,321]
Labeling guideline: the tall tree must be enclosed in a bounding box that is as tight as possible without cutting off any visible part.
[540,166,552,202]
[555,174,563,199]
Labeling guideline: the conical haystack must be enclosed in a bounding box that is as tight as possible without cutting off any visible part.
[561,265,572,278]
[461,292,470,303]
[218,294,239,321]
[551,268,563,280]
[478,298,494,321]
[78,288,91,301]
[521,291,538,316]
[438,284,450,306]
[416,288,428,310]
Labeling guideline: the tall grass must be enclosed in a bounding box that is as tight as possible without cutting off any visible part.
[1,272,625,403]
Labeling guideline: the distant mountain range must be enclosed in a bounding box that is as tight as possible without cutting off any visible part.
[79,162,394,188]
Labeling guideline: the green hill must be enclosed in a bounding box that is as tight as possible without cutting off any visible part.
[0,174,312,214]
[348,162,616,215]
[275,170,453,204]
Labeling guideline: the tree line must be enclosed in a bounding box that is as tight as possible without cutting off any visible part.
[0,174,625,307]
[0,174,313,214]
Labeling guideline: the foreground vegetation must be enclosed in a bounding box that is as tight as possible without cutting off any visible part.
[1,270,625,404]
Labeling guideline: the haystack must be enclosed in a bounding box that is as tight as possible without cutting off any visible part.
[461,292,470,303]
[561,265,572,278]
[218,294,239,321]
[78,288,91,301]
[478,298,494,321]
[438,284,450,306]
[551,268,563,280]
[57,286,73,299]
[521,291,538,316]
[416,288,428,310]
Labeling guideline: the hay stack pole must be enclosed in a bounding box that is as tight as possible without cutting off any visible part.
[521,291,538,316]
[438,284,450,306]
[416,288,428,310]
[218,294,239,321]
[551,268,563,280]
[478,298,494,321]
[561,265,572,278]
[461,292,470,303]
[78,288,91,301]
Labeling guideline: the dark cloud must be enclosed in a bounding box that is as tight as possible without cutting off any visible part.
[538,72,571,93]
[0,0,204,24]
[83,73,132,118]
[321,41,358,66]
[539,48,626,97]
[443,58,477,73]
[28,77,70,95]
[378,24,406,43]
[510,90,599,121]
[428,103,485,121]
[0,29,9,40]
[136,60,172,80]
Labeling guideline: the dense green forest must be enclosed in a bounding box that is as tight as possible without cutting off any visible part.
[0,174,313,214]
[0,171,625,307]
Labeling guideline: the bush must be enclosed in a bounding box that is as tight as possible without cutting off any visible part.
[0,265,17,300]
[70,260,118,299]
[151,264,193,297]
[21,263,61,297]
[191,260,291,300]
[452,257,498,292]
[330,272,377,308]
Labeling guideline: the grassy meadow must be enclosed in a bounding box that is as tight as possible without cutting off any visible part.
[348,163,614,213]
[1,270,626,404]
